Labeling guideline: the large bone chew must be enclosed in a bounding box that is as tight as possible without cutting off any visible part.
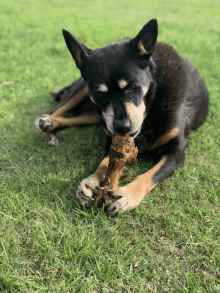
[93,134,138,208]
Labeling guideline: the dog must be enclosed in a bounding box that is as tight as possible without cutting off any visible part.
[35,19,209,216]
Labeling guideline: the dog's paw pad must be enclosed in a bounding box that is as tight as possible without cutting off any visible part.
[34,115,53,132]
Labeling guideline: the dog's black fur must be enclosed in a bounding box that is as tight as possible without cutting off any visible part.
[36,19,208,216]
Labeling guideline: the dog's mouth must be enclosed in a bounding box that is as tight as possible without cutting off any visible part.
[106,127,140,138]
[101,108,143,139]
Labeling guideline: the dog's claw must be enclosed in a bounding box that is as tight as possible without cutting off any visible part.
[107,190,113,195]
[107,203,120,217]
[96,186,105,190]
[76,190,93,207]
[108,190,123,199]
[76,175,100,207]
[108,205,117,213]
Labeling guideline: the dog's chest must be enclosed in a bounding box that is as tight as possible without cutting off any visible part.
[133,118,159,154]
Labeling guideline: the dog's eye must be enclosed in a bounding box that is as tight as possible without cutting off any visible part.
[126,86,135,92]
[97,93,105,99]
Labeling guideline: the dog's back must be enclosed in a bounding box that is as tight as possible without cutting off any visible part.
[181,57,209,132]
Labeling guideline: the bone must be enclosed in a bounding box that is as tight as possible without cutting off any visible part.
[93,134,138,208]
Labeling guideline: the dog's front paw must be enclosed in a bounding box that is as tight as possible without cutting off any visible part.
[34,114,54,132]
[107,186,137,217]
[76,174,101,207]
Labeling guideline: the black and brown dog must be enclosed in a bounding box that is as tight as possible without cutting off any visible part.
[35,19,209,216]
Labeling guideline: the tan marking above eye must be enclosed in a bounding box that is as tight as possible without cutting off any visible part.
[118,79,128,89]
[97,84,108,92]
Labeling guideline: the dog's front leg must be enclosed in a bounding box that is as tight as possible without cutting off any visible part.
[107,152,184,216]
[76,156,109,207]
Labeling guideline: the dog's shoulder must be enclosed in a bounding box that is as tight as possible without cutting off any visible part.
[153,42,186,86]
[135,42,186,154]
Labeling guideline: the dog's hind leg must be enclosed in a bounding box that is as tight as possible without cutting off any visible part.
[34,77,100,146]
[51,82,75,102]
[37,112,100,146]
[37,112,100,133]
[50,76,90,103]
[46,77,88,116]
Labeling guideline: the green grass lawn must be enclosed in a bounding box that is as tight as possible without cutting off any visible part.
[0,0,220,292]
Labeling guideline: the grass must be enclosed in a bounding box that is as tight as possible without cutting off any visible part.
[0,0,220,292]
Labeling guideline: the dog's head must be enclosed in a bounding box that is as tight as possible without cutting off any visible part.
[63,19,158,138]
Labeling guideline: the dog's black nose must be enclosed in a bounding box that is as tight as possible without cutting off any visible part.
[113,119,131,134]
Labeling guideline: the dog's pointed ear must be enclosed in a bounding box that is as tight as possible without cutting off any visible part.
[131,19,158,57]
[62,29,93,77]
